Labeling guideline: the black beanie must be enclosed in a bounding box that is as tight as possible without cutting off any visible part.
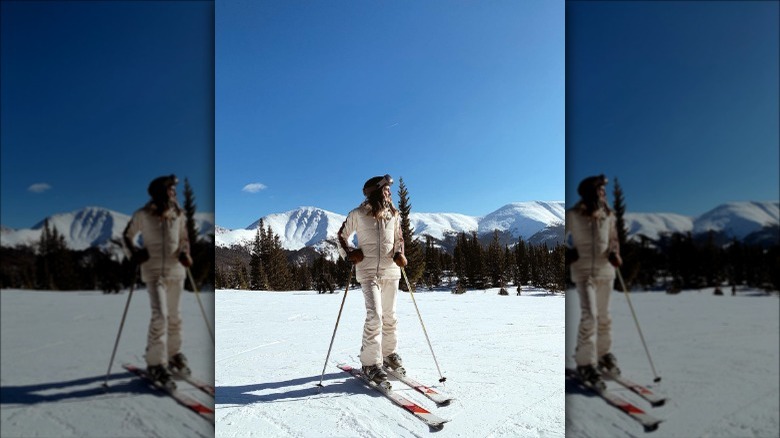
[362,174,393,197]
[147,174,178,201]
[577,174,608,200]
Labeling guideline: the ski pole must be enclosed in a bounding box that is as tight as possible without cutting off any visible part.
[317,265,354,388]
[187,267,215,344]
[616,268,661,382]
[102,269,138,390]
[401,267,447,383]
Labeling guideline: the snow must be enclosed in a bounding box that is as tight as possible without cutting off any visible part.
[0,288,215,438]
[215,286,566,437]
[565,287,779,437]
[215,202,565,251]
[693,201,779,239]
[1,206,216,255]
[624,212,694,241]
[408,212,480,241]
[624,201,779,242]
[478,202,565,238]
[3,283,776,437]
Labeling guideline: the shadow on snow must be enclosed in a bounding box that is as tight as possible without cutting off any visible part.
[0,371,167,405]
[216,372,385,405]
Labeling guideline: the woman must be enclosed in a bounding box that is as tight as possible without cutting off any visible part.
[123,174,193,389]
[337,174,407,384]
[566,174,623,389]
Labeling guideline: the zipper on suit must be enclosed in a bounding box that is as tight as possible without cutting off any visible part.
[375,218,381,277]
[161,216,167,276]
[590,217,596,277]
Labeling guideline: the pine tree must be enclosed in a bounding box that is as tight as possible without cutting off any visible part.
[503,245,515,287]
[486,230,504,287]
[612,177,639,288]
[396,178,425,289]
[453,232,468,285]
[36,220,54,289]
[250,227,268,290]
[423,235,442,289]
[514,238,529,287]
[182,178,205,290]
[612,177,628,250]
[183,178,199,251]
[266,231,292,290]
[466,231,485,288]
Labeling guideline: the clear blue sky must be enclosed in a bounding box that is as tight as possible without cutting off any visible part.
[566,0,779,216]
[215,0,565,229]
[1,1,214,230]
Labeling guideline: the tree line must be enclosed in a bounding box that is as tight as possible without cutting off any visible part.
[0,179,215,292]
[604,178,779,292]
[216,178,566,293]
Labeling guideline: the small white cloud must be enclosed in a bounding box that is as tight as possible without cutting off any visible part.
[28,183,52,193]
[242,183,267,193]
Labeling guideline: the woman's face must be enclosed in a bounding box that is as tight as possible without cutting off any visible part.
[597,185,607,204]
[167,184,177,202]
[382,185,392,203]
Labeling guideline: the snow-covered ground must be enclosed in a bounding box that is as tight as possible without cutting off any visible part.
[3,283,775,438]
[215,286,566,437]
[565,287,779,437]
[1,288,215,438]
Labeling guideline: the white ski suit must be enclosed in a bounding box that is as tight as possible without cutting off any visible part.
[338,203,404,367]
[124,203,189,367]
[566,203,620,367]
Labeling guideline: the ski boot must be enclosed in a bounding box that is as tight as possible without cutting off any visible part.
[148,364,176,390]
[383,353,406,376]
[362,364,390,389]
[598,352,621,376]
[168,352,192,378]
[576,364,606,391]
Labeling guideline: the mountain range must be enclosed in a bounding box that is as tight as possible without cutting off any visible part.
[624,201,779,242]
[0,206,215,257]
[3,201,776,260]
[216,201,566,256]
[216,201,778,260]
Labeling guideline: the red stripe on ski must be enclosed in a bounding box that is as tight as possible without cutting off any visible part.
[617,402,646,414]
[403,403,431,414]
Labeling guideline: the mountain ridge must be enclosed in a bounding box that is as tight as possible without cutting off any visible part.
[215,201,567,254]
[1,206,215,255]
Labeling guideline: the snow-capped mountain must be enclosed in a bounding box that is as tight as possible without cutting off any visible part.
[624,201,778,242]
[693,201,779,239]
[216,202,566,255]
[1,207,216,253]
[478,201,565,238]
[624,212,694,241]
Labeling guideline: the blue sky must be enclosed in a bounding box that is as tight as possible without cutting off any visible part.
[566,0,779,216]
[215,0,565,229]
[1,1,214,230]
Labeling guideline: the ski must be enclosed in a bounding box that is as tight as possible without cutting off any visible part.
[172,370,215,397]
[602,370,666,407]
[337,363,450,429]
[382,366,454,405]
[566,368,661,432]
[123,363,215,424]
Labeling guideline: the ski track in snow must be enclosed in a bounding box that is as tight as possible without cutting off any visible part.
[3,285,776,437]
[1,289,215,438]
[565,287,779,438]
[215,287,566,437]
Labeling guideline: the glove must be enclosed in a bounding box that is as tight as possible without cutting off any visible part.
[608,251,622,268]
[566,247,579,264]
[130,248,150,265]
[347,249,364,264]
[178,251,193,267]
[393,252,407,268]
